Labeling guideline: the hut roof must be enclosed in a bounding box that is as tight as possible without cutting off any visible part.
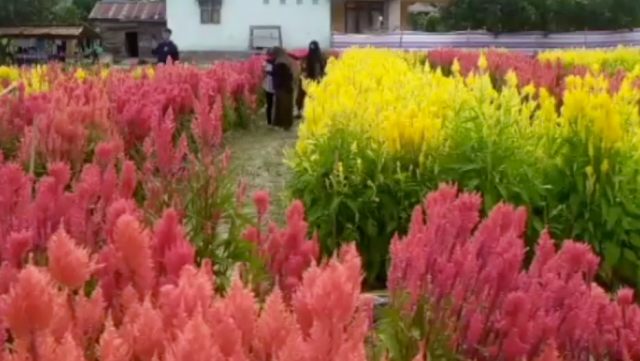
[89,1,166,23]
[0,26,99,39]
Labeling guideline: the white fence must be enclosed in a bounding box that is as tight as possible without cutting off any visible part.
[331,29,640,52]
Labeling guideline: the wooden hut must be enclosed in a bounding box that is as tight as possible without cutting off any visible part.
[0,26,100,64]
[89,1,166,60]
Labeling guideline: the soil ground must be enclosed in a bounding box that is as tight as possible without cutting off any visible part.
[225,119,299,222]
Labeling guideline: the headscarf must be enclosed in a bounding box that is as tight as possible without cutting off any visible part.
[305,40,325,80]
[272,46,300,79]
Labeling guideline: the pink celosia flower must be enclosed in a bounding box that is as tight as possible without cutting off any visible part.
[291,244,370,361]
[111,214,155,295]
[94,140,123,169]
[120,297,165,361]
[250,200,320,299]
[4,266,55,338]
[51,332,86,361]
[158,263,214,330]
[164,309,221,361]
[152,209,195,282]
[253,289,300,360]
[99,317,131,361]
[388,184,640,360]
[73,288,105,344]
[5,230,34,267]
[48,226,92,289]
[253,190,270,218]
[119,160,137,199]
[224,277,258,349]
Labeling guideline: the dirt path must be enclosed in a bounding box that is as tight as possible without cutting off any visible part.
[225,121,298,220]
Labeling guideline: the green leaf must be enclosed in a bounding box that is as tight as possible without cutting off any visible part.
[603,243,622,269]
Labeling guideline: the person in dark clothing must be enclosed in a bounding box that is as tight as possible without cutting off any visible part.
[271,47,295,130]
[152,28,180,64]
[296,40,326,117]
[263,48,276,125]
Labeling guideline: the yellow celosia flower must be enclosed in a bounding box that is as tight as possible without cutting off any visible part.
[146,67,155,79]
[294,48,640,193]
[100,68,110,80]
[23,66,49,94]
[74,68,88,82]
[539,46,640,72]
[298,49,454,158]
[478,53,488,72]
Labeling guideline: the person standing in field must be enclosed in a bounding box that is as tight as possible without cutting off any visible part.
[296,40,326,117]
[152,28,180,64]
[263,48,276,125]
[271,47,296,130]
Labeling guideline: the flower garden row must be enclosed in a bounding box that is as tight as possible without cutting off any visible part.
[293,48,640,291]
[1,47,640,360]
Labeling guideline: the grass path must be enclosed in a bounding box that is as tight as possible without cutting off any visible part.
[225,119,391,302]
[225,120,299,220]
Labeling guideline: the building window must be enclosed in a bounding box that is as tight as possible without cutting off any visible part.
[199,0,222,24]
[280,0,285,4]
[264,0,269,4]
[312,0,318,3]
[297,0,303,4]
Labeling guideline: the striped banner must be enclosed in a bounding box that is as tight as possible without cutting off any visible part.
[331,29,640,53]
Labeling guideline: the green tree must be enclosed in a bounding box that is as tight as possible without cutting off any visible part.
[0,0,98,26]
[441,0,640,32]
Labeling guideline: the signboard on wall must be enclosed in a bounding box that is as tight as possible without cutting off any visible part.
[249,26,282,49]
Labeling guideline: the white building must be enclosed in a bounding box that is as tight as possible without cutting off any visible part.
[166,0,332,52]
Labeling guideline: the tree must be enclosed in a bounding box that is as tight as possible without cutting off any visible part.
[441,0,640,32]
[0,0,61,26]
[0,0,98,26]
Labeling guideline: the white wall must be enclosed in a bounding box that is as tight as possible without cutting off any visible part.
[167,0,332,51]
[387,0,402,31]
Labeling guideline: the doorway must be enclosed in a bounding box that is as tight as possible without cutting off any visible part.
[125,32,139,58]
[345,1,385,33]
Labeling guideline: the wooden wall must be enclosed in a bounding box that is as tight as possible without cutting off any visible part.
[92,21,165,60]
[332,0,346,33]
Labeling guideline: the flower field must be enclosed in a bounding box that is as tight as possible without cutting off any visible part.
[292,48,640,291]
[2,46,640,361]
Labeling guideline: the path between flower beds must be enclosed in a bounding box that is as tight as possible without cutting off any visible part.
[225,121,298,221]
[225,121,390,309]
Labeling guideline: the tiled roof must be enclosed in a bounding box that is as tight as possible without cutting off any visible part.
[89,1,166,22]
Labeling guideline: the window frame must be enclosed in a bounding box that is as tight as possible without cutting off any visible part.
[199,0,222,24]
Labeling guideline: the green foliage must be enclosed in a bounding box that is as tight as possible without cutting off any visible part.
[410,13,447,32]
[0,0,98,26]
[441,0,640,32]
[540,132,640,289]
[289,129,428,288]
[374,294,461,361]
[175,109,266,291]
[224,99,254,131]
[182,158,267,292]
